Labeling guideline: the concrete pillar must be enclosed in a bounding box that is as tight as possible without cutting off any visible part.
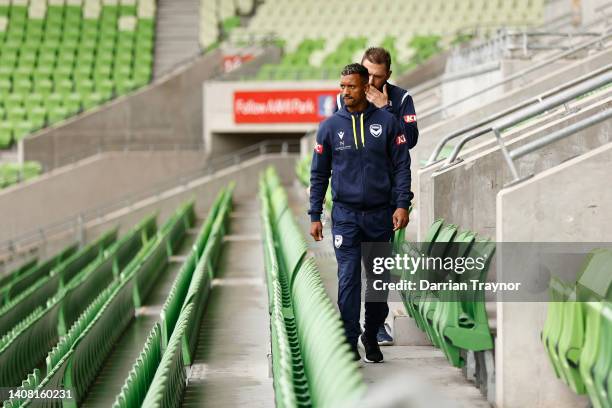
[495,142,612,407]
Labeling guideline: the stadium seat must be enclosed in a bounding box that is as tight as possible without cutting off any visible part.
[260,168,366,407]
[0,0,156,148]
[541,249,612,400]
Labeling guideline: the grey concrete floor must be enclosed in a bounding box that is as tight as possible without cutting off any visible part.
[287,184,490,408]
[182,199,274,407]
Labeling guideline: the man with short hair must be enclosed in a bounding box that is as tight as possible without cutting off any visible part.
[336,47,419,150]
[335,47,419,345]
[309,63,413,363]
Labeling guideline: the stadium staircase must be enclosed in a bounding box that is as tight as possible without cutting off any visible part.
[153,0,201,78]
[1,184,236,407]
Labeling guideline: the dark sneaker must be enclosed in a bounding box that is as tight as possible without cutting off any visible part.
[377,323,394,346]
[350,344,361,361]
[360,334,384,363]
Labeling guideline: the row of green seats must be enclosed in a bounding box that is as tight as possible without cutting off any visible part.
[2,202,195,407]
[140,190,234,407]
[0,4,155,149]
[0,4,147,19]
[0,259,38,291]
[0,63,152,86]
[255,64,345,80]
[0,243,77,308]
[0,162,42,188]
[0,228,117,339]
[278,38,325,67]
[397,219,496,367]
[0,216,155,389]
[542,249,612,407]
[119,187,233,407]
[261,167,365,407]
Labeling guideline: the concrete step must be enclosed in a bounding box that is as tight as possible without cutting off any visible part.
[153,0,201,78]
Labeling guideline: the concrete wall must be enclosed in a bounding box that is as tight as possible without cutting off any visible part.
[0,154,297,277]
[415,90,611,240]
[495,141,612,408]
[22,49,225,171]
[0,150,207,243]
[430,97,611,239]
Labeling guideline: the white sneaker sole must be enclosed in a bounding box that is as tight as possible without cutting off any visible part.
[363,356,384,363]
[377,339,394,346]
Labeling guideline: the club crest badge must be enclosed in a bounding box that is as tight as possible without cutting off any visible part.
[334,235,343,248]
[369,124,382,137]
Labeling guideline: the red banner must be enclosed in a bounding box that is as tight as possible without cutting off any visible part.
[223,54,254,72]
[234,90,338,124]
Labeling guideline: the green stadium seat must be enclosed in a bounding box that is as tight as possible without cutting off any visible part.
[0,67,13,82]
[24,93,44,111]
[45,93,64,111]
[64,93,82,114]
[96,50,115,66]
[48,106,70,125]
[44,26,63,42]
[82,21,99,37]
[0,79,11,97]
[21,40,40,54]
[13,120,34,141]
[0,124,12,148]
[0,0,155,152]
[541,249,612,403]
[116,78,136,94]
[579,302,604,407]
[56,79,75,96]
[113,64,132,80]
[592,304,611,406]
[37,52,58,69]
[83,92,106,109]
[95,79,114,98]
[27,106,47,129]
[34,78,54,96]
[18,51,37,67]
[5,93,25,110]
[12,78,32,94]
[76,50,96,66]
[0,51,18,68]
[79,38,98,53]
[58,51,77,67]
[115,52,133,67]
[12,67,32,82]
[75,78,95,94]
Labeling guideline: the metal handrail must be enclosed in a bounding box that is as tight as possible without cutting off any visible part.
[426,63,612,165]
[443,69,612,167]
[503,108,611,184]
[421,29,611,122]
[0,139,299,256]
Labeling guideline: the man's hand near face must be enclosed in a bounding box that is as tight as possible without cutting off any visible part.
[365,83,389,108]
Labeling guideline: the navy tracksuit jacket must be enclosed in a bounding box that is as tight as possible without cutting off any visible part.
[335,81,419,149]
[309,102,414,345]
